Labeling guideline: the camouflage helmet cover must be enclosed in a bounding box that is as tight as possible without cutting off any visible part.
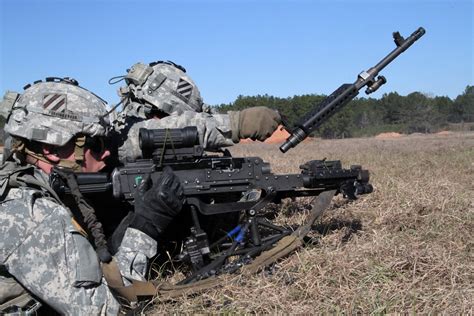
[124,61,204,115]
[4,80,109,146]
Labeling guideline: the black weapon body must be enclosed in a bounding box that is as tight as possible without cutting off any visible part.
[50,127,372,281]
[52,148,371,215]
[111,155,371,216]
[51,127,371,214]
[280,27,426,153]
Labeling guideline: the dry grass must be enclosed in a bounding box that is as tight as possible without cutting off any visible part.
[149,132,474,314]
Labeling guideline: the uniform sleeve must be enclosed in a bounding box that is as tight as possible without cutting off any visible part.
[0,188,154,315]
[113,227,157,283]
[118,111,236,161]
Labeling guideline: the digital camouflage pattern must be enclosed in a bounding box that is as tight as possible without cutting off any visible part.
[114,227,157,283]
[116,109,236,161]
[0,165,157,314]
[114,61,239,161]
[4,81,109,146]
[121,61,205,116]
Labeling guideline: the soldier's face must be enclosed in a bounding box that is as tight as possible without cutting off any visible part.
[35,138,110,174]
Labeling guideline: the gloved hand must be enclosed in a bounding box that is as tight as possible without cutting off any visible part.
[229,106,281,142]
[130,166,184,239]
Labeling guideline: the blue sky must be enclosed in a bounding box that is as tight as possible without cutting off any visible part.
[0,0,472,107]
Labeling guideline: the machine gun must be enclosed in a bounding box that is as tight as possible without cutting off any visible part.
[49,28,425,285]
[280,27,425,152]
[50,126,372,283]
[50,28,426,285]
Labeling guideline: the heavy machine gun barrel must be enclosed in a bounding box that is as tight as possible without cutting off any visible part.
[280,27,425,153]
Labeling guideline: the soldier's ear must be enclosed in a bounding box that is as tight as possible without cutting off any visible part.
[42,145,61,163]
[99,148,111,161]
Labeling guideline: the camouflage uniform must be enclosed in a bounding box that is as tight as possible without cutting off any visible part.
[0,168,157,314]
[114,62,236,161]
[117,109,235,161]
[0,80,158,314]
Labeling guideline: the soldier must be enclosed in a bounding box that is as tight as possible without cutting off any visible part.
[112,61,281,161]
[0,78,184,314]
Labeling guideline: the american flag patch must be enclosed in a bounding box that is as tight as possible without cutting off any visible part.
[177,78,193,100]
[43,94,67,112]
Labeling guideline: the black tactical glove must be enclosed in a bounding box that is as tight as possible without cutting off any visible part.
[229,106,281,142]
[130,166,184,239]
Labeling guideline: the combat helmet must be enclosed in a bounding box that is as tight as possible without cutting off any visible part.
[2,78,110,168]
[120,61,204,115]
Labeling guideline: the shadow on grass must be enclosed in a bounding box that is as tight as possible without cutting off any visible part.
[301,217,363,245]
[312,217,362,237]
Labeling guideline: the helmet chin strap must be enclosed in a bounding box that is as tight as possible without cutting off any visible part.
[23,135,86,172]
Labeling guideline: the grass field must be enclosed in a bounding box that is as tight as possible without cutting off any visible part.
[150,132,473,314]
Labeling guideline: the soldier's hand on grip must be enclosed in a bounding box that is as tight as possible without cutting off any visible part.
[230,106,281,142]
[131,166,184,239]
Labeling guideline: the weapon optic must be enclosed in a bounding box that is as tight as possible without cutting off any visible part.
[280,27,425,153]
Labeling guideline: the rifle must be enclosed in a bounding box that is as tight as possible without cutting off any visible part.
[280,27,425,153]
[50,126,372,283]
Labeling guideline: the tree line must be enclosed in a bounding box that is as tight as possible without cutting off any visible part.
[216,85,474,139]
[1,86,472,144]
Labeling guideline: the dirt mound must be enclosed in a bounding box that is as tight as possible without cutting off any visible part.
[241,125,290,144]
[375,132,402,139]
[436,131,453,136]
